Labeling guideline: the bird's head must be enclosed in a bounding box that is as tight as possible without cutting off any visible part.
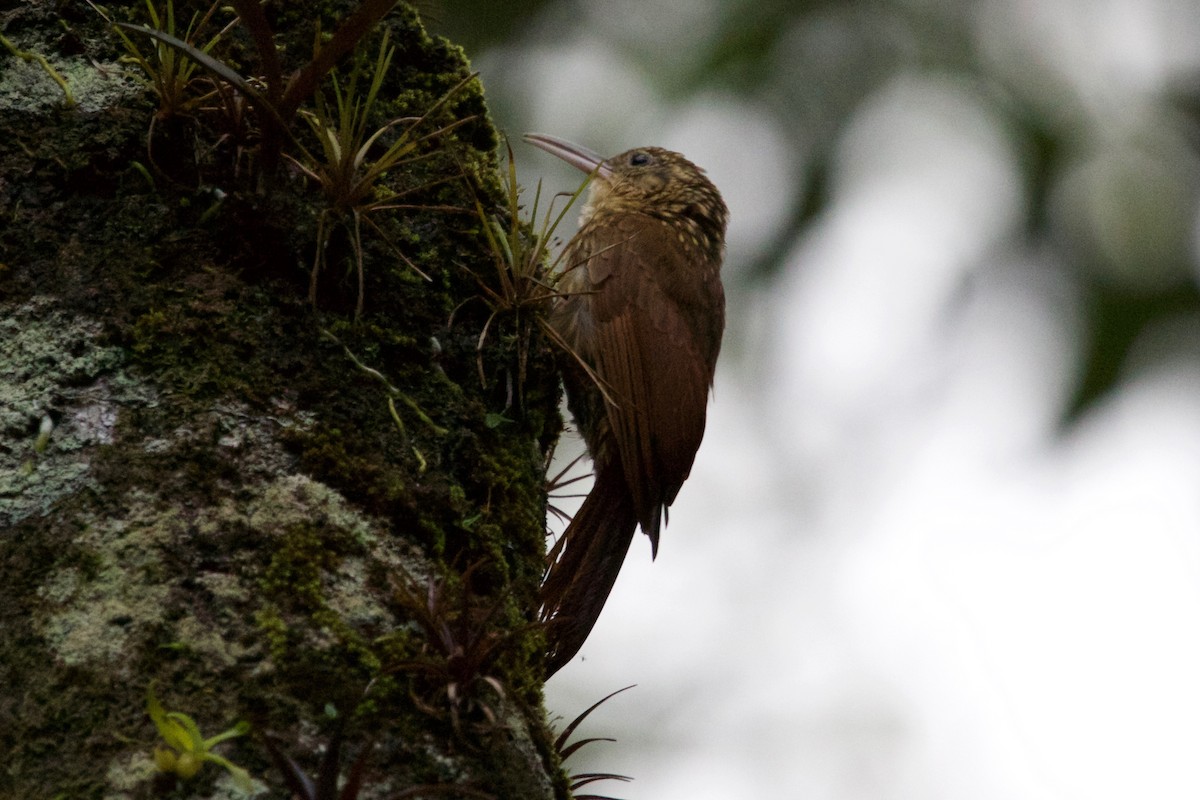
[523,133,728,260]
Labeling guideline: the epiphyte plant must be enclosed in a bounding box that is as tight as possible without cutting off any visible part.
[288,29,478,316]
[92,0,236,123]
[114,1,479,317]
[147,685,253,791]
[263,730,371,800]
[553,685,635,800]
[465,140,607,402]
[115,0,434,178]
[263,729,495,799]
[387,565,517,738]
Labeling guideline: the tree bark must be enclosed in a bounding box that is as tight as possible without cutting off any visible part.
[0,1,563,797]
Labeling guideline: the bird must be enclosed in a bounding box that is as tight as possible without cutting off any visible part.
[523,133,728,676]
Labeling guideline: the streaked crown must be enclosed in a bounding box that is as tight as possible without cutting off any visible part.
[587,147,729,265]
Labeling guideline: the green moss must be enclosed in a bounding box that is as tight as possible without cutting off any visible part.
[254,606,290,663]
[253,506,382,691]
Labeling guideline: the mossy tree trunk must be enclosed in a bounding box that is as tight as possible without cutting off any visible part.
[0,1,565,797]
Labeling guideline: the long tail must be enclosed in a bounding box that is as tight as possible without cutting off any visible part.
[541,461,639,677]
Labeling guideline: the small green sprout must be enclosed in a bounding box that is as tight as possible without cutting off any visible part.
[34,414,54,453]
[147,686,252,791]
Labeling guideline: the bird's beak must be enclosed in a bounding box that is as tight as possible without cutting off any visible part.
[522,133,614,181]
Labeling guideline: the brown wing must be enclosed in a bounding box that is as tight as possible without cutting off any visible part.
[572,213,724,548]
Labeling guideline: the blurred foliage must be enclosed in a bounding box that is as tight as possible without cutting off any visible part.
[428,0,1200,418]
[416,0,556,55]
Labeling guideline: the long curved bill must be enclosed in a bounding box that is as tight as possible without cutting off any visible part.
[522,133,614,181]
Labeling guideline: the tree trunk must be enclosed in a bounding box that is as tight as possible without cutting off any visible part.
[0,1,564,797]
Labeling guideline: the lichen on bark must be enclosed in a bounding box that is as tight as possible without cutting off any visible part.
[0,1,566,797]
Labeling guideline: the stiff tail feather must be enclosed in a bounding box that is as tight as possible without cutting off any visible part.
[541,461,639,677]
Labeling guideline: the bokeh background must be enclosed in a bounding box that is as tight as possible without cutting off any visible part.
[431,1,1200,797]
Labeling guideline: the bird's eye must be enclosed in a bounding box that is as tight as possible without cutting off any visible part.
[629,151,653,167]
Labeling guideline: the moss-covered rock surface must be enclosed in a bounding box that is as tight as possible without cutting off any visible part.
[0,1,565,796]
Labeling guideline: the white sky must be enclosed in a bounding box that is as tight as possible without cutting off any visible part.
[476,1,1200,797]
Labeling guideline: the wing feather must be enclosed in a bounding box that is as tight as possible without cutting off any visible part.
[567,213,723,547]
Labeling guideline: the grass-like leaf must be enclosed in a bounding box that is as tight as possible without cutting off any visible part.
[97,0,235,120]
[552,685,635,799]
[461,138,620,411]
[114,20,285,132]
[286,30,477,316]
